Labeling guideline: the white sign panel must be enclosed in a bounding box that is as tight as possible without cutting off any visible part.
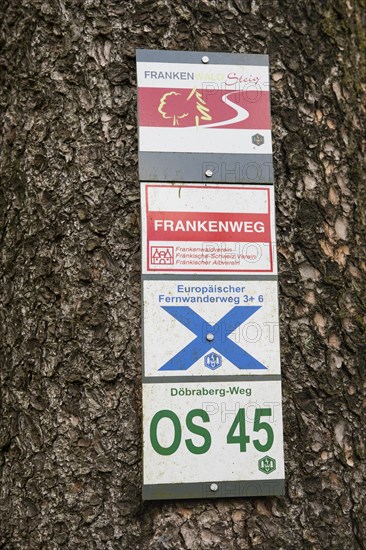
[143,279,281,378]
[141,182,277,275]
[143,380,285,498]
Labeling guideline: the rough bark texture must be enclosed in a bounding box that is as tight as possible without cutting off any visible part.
[0,0,365,548]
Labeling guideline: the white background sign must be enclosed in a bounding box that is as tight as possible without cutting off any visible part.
[143,279,281,377]
[137,59,272,155]
[143,381,285,485]
[141,183,277,274]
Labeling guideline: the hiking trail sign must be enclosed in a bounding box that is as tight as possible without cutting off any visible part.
[140,183,285,499]
[142,279,281,379]
[137,49,284,501]
[136,49,273,184]
[141,182,277,275]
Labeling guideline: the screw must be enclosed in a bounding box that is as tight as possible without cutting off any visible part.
[210,483,218,492]
[205,169,213,177]
[206,333,214,342]
[201,55,209,64]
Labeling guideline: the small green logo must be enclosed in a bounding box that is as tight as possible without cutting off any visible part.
[258,456,276,474]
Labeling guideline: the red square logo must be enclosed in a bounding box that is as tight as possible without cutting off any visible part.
[150,246,174,265]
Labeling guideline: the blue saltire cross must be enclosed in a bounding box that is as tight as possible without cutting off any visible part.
[159,306,266,371]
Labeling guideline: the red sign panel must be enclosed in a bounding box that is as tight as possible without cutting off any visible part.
[138,88,270,130]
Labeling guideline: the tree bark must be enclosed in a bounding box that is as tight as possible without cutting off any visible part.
[0,0,365,548]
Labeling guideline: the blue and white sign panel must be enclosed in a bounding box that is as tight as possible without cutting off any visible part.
[143,279,281,378]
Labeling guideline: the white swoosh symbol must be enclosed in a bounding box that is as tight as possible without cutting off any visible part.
[200,91,249,128]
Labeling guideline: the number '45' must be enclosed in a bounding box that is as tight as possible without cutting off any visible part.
[227,408,274,452]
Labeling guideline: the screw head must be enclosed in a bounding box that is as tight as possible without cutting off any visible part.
[210,483,218,492]
[205,169,213,177]
[206,333,215,342]
[201,55,209,64]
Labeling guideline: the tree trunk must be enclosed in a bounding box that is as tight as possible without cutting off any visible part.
[0,0,365,548]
